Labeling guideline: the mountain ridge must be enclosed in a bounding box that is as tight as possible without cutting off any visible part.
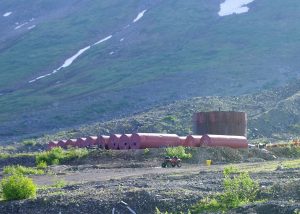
[0,0,299,141]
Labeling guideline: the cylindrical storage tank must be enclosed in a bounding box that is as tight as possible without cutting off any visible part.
[76,138,87,148]
[86,136,97,147]
[119,134,132,150]
[97,135,109,149]
[200,134,248,149]
[48,141,58,150]
[65,139,77,148]
[107,134,121,150]
[185,135,203,147]
[130,133,180,149]
[179,136,187,146]
[193,111,247,137]
[58,140,67,148]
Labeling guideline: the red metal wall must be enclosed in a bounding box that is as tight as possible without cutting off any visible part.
[200,134,248,149]
[119,134,132,150]
[130,133,180,149]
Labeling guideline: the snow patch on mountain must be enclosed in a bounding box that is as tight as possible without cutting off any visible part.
[133,10,147,23]
[28,25,36,30]
[3,12,12,17]
[29,8,148,84]
[218,0,255,16]
[94,35,112,45]
[29,46,91,83]
[15,22,28,30]
[60,46,91,68]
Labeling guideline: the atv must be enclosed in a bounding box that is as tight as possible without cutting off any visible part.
[162,156,182,168]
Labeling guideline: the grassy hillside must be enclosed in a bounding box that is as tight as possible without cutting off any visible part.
[28,80,299,145]
[0,0,300,140]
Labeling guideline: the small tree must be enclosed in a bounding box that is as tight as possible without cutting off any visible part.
[165,146,192,159]
[1,174,37,200]
[191,167,259,212]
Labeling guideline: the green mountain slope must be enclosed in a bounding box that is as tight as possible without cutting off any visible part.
[0,0,299,140]
[33,79,299,145]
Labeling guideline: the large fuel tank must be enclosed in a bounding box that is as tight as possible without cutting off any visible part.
[119,134,132,150]
[193,111,247,136]
[107,134,121,150]
[130,133,180,149]
[200,134,248,149]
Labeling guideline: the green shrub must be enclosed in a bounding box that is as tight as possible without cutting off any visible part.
[22,140,36,146]
[36,147,89,166]
[223,165,240,176]
[191,168,259,213]
[191,197,224,213]
[144,148,150,155]
[0,153,9,159]
[66,148,89,160]
[36,147,64,165]
[36,161,47,169]
[3,165,44,175]
[52,179,67,188]
[1,174,37,200]
[221,172,259,208]
[166,146,192,159]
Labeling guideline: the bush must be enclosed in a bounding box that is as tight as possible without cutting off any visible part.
[166,146,192,159]
[36,147,89,166]
[1,174,37,200]
[191,167,259,213]
[22,140,36,146]
[144,148,150,155]
[52,179,67,188]
[3,165,44,175]
[223,165,239,176]
[36,147,64,165]
[36,161,47,169]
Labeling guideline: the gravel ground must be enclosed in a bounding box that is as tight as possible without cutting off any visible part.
[0,160,299,214]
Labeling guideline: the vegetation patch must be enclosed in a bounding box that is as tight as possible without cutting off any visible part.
[36,147,89,165]
[190,166,260,213]
[268,146,300,158]
[1,174,37,201]
[144,148,150,155]
[166,146,192,159]
[3,165,44,175]
[22,140,37,147]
